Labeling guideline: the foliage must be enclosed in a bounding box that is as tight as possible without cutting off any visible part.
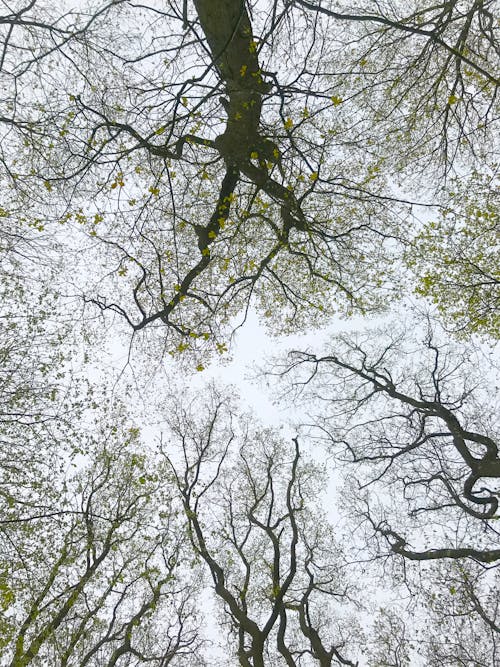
[422,561,500,665]
[1,396,205,665]
[0,0,497,357]
[408,168,500,338]
[0,1,499,665]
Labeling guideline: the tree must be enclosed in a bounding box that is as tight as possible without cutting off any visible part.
[0,194,77,524]
[421,560,500,666]
[366,609,411,667]
[271,318,500,562]
[0,242,205,663]
[292,1,499,168]
[158,384,500,666]
[407,168,499,339]
[1,1,499,664]
[163,387,362,666]
[1,401,206,665]
[0,0,497,359]
[1,347,498,665]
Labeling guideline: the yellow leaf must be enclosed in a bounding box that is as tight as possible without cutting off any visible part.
[331,95,343,106]
[196,363,205,371]
[284,117,293,130]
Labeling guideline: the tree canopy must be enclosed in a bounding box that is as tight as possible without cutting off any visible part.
[1,1,499,665]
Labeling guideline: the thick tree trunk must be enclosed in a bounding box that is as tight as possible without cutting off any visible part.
[193,0,272,164]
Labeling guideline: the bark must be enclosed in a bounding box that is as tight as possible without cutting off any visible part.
[193,0,274,164]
